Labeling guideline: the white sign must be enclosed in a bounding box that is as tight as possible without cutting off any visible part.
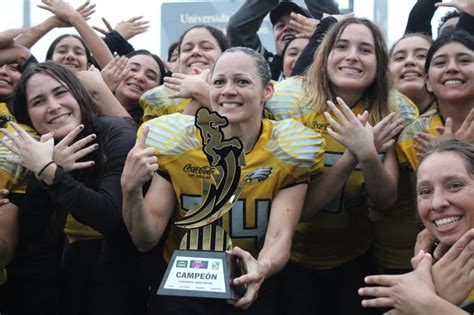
[163,255,227,293]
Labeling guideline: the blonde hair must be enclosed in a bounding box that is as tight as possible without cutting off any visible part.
[304,18,392,125]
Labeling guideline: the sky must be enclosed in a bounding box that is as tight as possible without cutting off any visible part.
[0,0,455,62]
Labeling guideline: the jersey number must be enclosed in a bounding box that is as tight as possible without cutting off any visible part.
[181,195,270,250]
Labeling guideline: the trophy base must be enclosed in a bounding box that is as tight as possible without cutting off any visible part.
[157,250,243,300]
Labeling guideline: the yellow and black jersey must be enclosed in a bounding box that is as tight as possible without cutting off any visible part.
[0,114,34,287]
[388,90,419,127]
[141,113,325,261]
[268,80,417,269]
[63,215,102,244]
[369,167,420,271]
[289,103,375,269]
[397,113,443,171]
[463,290,474,310]
[267,78,419,128]
[369,91,420,271]
[417,99,438,117]
[139,85,191,122]
[0,102,15,123]
[373,111,441,270]
[0,121,35,193]
[265,77,311,124]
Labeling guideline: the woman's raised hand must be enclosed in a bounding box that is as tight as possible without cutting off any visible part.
[121,126,158,192]
[0,122,54,175]
[100,56,129,92]
[324,97,377,161]
[38,0,81,24]
[164,69,210,99]
[372,112,404,153]
[52,124,98,172]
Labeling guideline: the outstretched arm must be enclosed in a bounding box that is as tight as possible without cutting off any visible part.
[226,0,279,53]
[404,0,441,35]
[16,1,95,49]
[93,16,149,55]
[77,63,131,119]
[304,0,340,20]
[0,28,32,67]
[229,183,307,310]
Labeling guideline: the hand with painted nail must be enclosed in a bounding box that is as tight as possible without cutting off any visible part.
[51,124,98,172]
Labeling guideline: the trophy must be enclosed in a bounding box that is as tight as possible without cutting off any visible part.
[158,107,246,299]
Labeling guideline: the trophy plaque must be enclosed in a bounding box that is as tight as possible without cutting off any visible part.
[158,107,246,299]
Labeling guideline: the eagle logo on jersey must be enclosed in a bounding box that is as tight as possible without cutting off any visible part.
[244,167,273,183]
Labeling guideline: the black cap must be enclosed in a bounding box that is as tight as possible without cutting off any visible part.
[270,2,311,25]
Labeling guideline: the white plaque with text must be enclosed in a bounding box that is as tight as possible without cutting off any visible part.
[158,250,241,299]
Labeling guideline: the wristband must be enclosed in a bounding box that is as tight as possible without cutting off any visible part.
[37,161,55,177]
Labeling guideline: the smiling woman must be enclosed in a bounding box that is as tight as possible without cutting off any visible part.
[121,46,325,315]
[398,30,474,171]
[416,142,474,246]
[114,49,166,124]
[139,25,229,121]
[45,34,92,73]
[359,139,474,315]
[389,33,434,114]
[1,62,147,314]
[264,17,417,315]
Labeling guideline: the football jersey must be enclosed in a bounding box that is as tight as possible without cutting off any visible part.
[369,166,419,270]
[0,106,34,287]
[139,85,191,122]
[141,113,325,261]
[288,103,374,269]
[369,92,420,270]
[397,113,443,171]
[463,290,474,309]
[63,214,102,244]
[0,113,34,193]
[268,78,419,127]
[383,111,444,270]
[268,80,417,269]
[0,102,15,122]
